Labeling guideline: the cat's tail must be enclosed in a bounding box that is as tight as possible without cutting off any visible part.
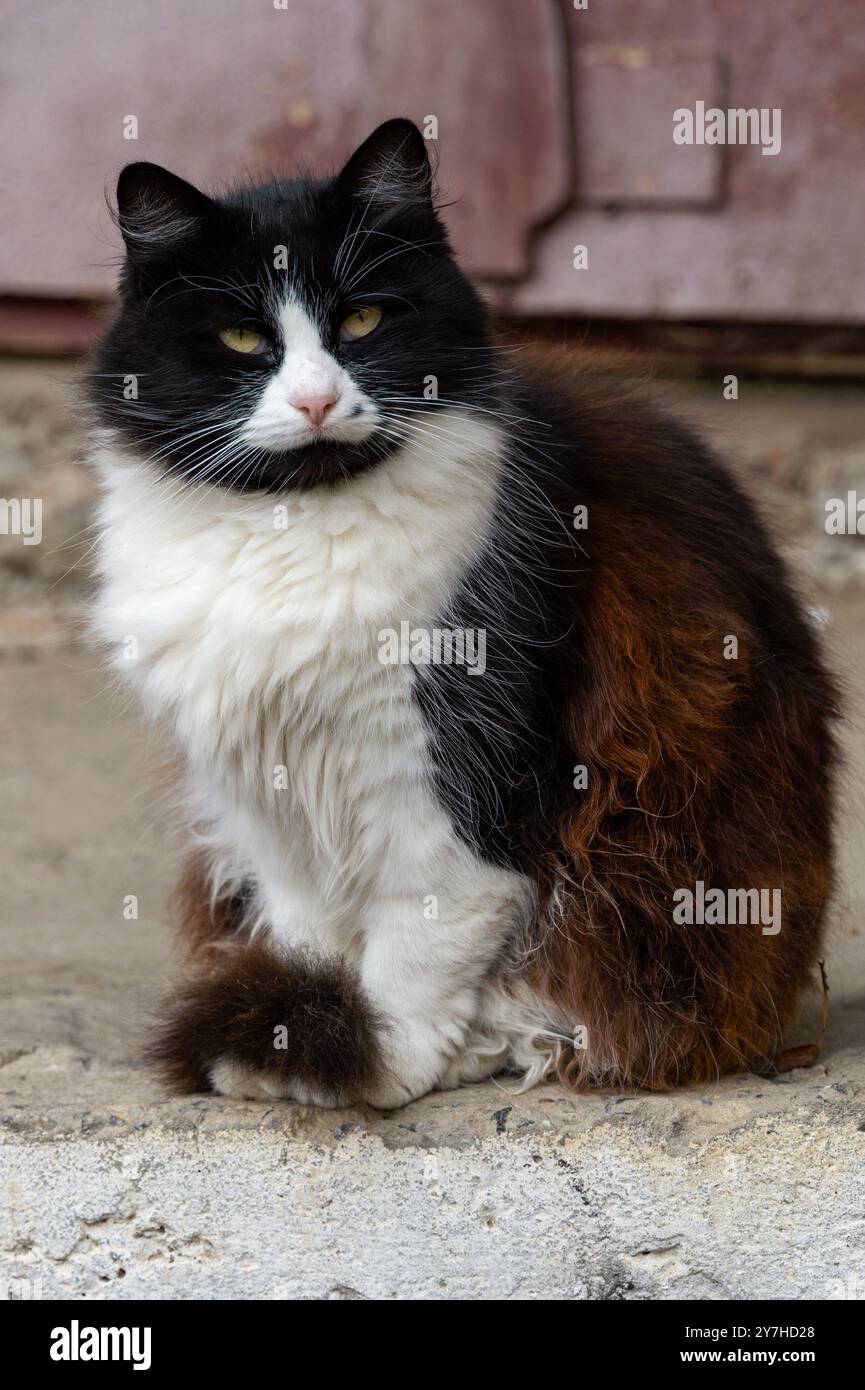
[147,934,387,1104]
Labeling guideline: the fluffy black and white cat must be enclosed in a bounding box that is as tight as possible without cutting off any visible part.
[89,120,836,1109]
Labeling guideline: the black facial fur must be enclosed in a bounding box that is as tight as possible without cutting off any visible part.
[88,119,500,492]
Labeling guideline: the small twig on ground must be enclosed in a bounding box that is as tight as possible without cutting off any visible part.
[771,959,830,1074]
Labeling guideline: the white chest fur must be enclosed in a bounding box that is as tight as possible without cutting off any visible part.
[92,415,546,1101]
[92,417,517,925]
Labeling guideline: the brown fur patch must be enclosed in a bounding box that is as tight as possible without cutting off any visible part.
[148,937,386,1102]
[525,559,834,1090]
[171,851,252,960]
[514,362,838,1093]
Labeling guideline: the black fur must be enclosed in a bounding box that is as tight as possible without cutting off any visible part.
[88,119,499,492]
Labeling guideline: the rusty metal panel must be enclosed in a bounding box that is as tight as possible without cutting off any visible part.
[362,0,571,277]
[576,44,724,206]
[511,0,865,322]
[0,0,570,296]
[4,0,864,325]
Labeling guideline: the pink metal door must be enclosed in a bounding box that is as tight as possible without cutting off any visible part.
[1,0,864,325]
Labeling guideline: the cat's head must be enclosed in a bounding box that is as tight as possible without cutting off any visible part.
[89,119,498,492]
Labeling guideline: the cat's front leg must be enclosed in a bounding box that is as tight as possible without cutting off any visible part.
[159,847,373,1103]
[356,872,533,1108]
[156,850,532,1109]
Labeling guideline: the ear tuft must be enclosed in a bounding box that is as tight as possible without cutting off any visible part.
[115,163,212,260]
[337,119,434,209]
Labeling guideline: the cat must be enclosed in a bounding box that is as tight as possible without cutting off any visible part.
[88,118,838,1109]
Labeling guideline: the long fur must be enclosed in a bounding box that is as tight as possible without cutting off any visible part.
[149,936,386,1102]
[88,121,838,1107]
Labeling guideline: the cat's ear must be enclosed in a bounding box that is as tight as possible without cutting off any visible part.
[115,163,213,268]
[337,119,434,211]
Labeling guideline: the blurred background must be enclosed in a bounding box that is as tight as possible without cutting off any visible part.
[2,0,865,1111]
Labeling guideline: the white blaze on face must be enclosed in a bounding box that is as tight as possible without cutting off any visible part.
[241,297,378,451]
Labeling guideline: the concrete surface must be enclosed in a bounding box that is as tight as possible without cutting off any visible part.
[2,364,865,1300]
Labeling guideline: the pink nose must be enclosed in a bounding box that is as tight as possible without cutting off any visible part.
[289,390,338,429]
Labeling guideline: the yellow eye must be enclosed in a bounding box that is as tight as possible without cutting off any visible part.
[339,305,382,341]
[218,326,270,355]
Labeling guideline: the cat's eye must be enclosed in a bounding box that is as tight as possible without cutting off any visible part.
[339,305,382,342]
[218,326,271,356]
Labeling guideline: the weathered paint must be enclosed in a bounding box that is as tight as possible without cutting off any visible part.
[0,0,569,294]
[1,0,864,324]
[512,0,865,322]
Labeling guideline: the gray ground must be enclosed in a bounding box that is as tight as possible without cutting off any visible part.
[1,362,864,1300]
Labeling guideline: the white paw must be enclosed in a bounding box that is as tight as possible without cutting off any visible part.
[209,1058,294,1101]
[363,1018,470,1109]
[209,1058,340,1107]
